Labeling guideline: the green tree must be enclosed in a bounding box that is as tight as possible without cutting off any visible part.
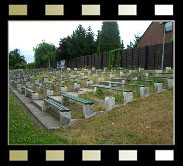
[27,62,37,69]
[33,41,56,68]
[56,37,69,60]
[127,33,142,49]
[9,49,26,69]
[97,22,121,53]
[57,24,97,60]
[85,26,97,55]
[67,24,87,58]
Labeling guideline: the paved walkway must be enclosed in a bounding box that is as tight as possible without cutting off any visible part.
[9,84,62,129]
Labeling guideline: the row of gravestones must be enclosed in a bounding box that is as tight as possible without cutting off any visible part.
[9,66,173,112]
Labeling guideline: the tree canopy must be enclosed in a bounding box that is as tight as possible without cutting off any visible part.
[33,41,56,67]
[56,24,97,61]
[9,49,26,69]
[97,22,122,53]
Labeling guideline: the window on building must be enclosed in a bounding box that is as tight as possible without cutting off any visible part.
[165,22,173,32]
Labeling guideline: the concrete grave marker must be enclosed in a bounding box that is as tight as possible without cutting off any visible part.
[105,96,115,111]
[154,82,163,93]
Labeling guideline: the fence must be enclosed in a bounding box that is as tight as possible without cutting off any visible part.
[43,42,173,69]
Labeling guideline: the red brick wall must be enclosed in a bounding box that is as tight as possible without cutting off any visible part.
[137,22,173,47]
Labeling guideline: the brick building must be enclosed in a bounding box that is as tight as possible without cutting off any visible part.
[137,21,173,47]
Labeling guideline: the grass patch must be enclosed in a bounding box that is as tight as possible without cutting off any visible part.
[9,90,68,145]
[9,80,173,145]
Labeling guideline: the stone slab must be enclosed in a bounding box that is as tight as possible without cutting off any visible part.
[9,84,62,129]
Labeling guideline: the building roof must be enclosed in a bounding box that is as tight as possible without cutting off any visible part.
[137,22,173,47]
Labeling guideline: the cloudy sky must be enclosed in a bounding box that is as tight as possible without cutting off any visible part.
[9,21,152,63]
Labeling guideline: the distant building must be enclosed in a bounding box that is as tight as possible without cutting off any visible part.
[137,21,173,47]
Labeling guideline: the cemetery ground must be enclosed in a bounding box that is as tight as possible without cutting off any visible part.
[9,79,173,144]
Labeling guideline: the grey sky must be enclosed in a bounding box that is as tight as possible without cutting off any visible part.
[9,21,152,63]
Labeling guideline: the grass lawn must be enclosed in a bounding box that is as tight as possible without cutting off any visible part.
[9,88,173,145]
[9,90,68,144]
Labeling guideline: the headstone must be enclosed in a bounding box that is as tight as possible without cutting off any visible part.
[93,74,98,78]
[35,80,39,84]
[61,86,67,92]
[140,87,150,97]
[44,77,48,82]
[32,93,39,100]
[109,74,115,80]
[154,83,163,93]
[166,67,171,73]
[42,100,47,112]
[92,67,95,71]
[123,92,133,104]
[86,80,93,87]
[74,83,80,90]
[155,70,162,73]
[26,82,30,86]
[120,72,124,77]
[88,71,91,75]
[167,78,173,89]
[122,80,125,87]
[59,111,71,126]
[133,77,138,80]
[47,89,53,96]
[139,68,144,72]
[102,72,106,77]
[129,70,134,74]
[17,84,21,90]
[83,104,94,118]
[80,73,84,76]
[83,76,88,79]
[105,96,115,111]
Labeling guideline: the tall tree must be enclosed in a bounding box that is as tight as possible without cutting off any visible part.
[57,24,97,60]
[66,24,87,59]
[56,37,69,60]
[85,26,97,55]
[97,22,121,53]
[9,49,26,69]
[33,41,56,68]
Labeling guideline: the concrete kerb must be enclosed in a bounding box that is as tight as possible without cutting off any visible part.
[9,84,61,129]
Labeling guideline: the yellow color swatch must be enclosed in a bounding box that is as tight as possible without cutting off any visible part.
[82,5,100,15]
[82,150,101,161]
[118,5,137,15]
[9,5,27,16]
[45,5,64,15]
[9,150,28,161]
[46,150,64,161]
[119,150,137,161]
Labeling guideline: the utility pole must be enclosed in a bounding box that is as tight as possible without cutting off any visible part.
[161,23,166,71]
